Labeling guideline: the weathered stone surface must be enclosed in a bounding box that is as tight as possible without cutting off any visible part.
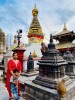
[25,81,75,100]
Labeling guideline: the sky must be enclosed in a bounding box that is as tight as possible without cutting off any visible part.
[0,0,75,44]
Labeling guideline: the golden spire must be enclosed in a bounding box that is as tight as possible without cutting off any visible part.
[34,4,36,8]
[63,23,67,31]
[28,4,44,43]
[32,4,38,16]
[32,50,37,57]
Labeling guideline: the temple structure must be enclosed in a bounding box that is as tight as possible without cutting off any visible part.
[53,23,75,55]
[24,34,75,100]
[27,4,44,44]
[25,5,44,58]
[0,28,6,54]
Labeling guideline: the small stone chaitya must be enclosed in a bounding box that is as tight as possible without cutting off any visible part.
[33,34,67,89]
[63,49,75,79]
[27,52,34,72]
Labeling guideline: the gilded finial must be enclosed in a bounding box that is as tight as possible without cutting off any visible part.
[34,4,36,9]
[32,4,38,16]
[56,79,67,97]
[63,23,67,31]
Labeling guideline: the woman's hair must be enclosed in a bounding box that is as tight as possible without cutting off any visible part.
[13,69,19,73]
[13,52,17,56]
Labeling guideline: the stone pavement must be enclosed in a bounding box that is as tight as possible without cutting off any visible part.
[0,79,26,100]
[0,72,37,99]
[20,97,25,100]
[19,75,37,83]
[0,82,9,100]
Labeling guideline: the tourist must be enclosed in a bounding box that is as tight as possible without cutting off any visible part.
[6,52,22,100]
[10,69,20,100]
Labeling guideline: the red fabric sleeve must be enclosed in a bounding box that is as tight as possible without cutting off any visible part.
[7,60,12,72]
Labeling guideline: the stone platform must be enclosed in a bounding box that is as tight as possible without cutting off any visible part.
[0,82,9,100]
[21,71,39,77]
[19,75,37,92]
[24,80,75,100]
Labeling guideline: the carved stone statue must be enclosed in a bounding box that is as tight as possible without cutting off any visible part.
[41,42,48,55]
[27,53,34,72]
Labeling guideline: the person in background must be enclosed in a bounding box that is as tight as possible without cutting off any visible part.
[2,57,4,65]
[10,69,20,100]
[6,52,22,100]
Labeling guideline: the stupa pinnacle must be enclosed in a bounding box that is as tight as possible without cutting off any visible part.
[63,23,67,31]
[27,4,44,43]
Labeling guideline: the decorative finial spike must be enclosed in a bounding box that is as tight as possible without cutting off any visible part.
[32,4,38,16]
[63,23,67,30]
[50,34,53,43]
[34,4,36,8]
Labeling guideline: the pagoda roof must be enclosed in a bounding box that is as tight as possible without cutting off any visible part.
[53,30,75,37]
[55,42,75,49]
[53,23,75,38]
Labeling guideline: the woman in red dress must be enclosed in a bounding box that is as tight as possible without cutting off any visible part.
[6,52,22,100]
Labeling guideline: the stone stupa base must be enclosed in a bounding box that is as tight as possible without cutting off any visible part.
[24,75,75,100]
[21,70,39,77]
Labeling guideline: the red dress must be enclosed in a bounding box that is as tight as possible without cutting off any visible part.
[6,59,22,97]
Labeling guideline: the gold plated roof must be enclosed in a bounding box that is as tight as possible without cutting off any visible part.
[56,42,75,49]
[55,23,70,36]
